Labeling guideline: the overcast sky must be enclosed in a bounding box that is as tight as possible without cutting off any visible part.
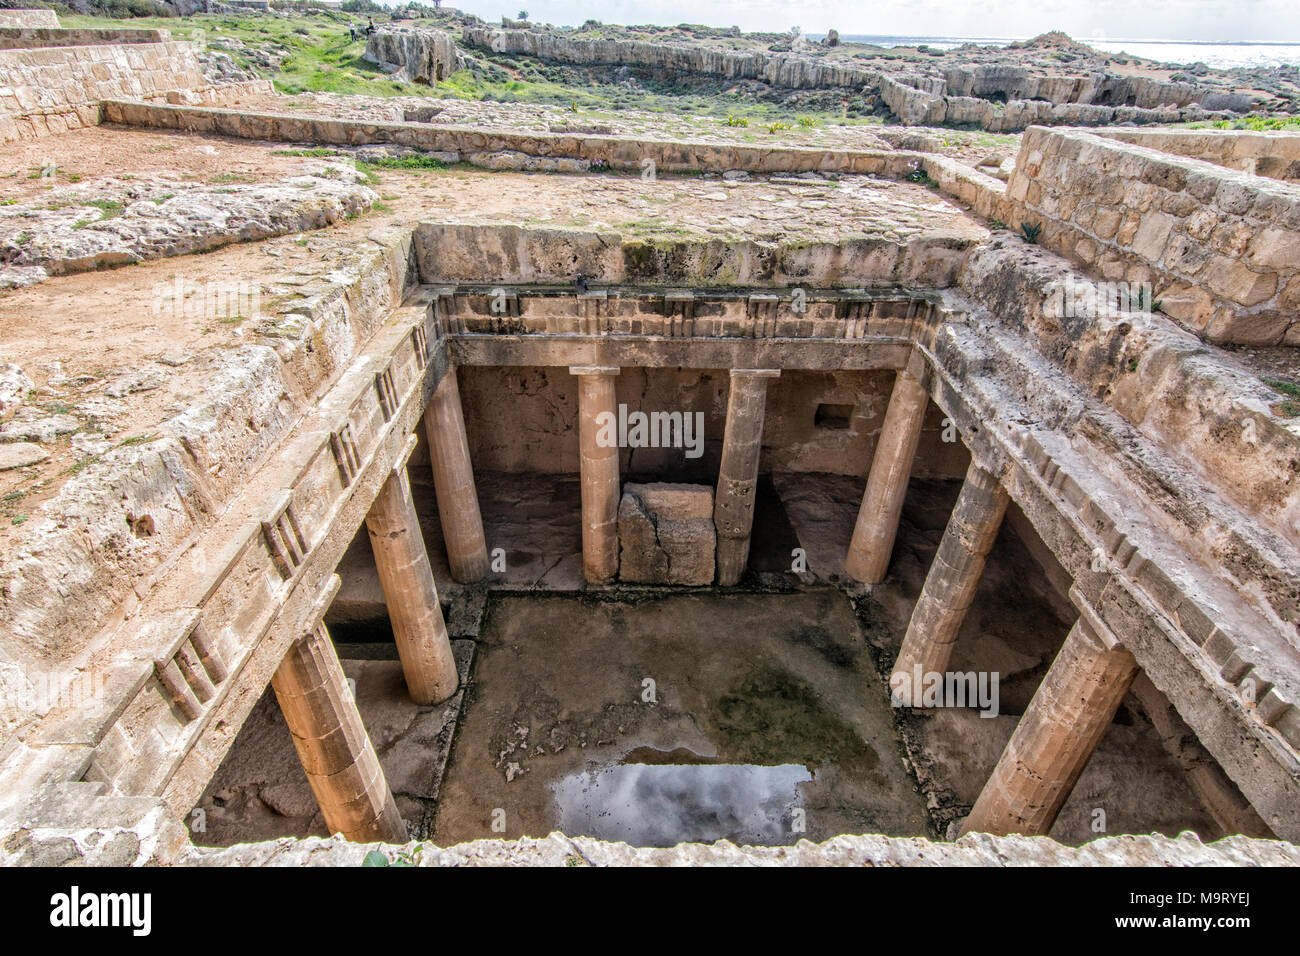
[442,0,1300,43]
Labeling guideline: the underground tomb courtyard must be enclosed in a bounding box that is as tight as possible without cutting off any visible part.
[0,14,1298,871]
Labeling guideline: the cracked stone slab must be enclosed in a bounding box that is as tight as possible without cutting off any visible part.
[618,482,716,586]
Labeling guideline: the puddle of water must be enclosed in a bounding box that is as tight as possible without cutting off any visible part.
[553,762,812,847]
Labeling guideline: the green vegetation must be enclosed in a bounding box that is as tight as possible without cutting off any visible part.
[85,199,126,220]
[273,147,348,158]
[1212,116,1300,132]
[1264,377,1300,417]
[1020,221,1042,244]
[362,848,418,866]
[906,164,937,188]
[63,11,443,98]
[55,11,884,127]
[359,155,446,171]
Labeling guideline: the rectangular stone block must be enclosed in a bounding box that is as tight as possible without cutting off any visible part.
[617,483,716,586]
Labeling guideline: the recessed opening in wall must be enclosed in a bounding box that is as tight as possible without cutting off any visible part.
[815,403,855,429]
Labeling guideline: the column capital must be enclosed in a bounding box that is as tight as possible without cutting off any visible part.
[569,365,620,376]
[730,368,781,379]
[304,574,343,634]
[903,350,931,386]
[1069,585,1127,652]
[393,432,419,475]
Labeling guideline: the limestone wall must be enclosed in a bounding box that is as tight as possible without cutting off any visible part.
[881,71,1235,132]
[1099,128,1300,182]
[0,41,205,142]
[0,227,419,801]
[461,26,878,90]
[941,65,1254,112]
[1005,127,1300,345]
[0,9,59,27]
[102,100,927,178]
[412,223,973,290]
[458,365,965,481]
[142,77,277,107]
[0,27,171,49]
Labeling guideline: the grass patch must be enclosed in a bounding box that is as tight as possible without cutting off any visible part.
[1264,377,1300,399]
[1263,378,1300,417]
[86,199,126,220]
[273,147,347,158]
[359,155,448,171]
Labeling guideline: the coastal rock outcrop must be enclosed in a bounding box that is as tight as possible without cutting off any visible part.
[365,27,464,83]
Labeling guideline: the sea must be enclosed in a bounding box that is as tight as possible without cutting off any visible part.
[830,36,1300,70]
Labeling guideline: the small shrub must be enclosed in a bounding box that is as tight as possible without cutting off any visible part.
[906,162,936,187]
[1020,222,1042,244]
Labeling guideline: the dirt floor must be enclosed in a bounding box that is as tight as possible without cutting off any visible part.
[191,642,474,846]
[432,588,929,847]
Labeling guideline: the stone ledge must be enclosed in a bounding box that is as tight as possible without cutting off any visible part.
[176,828,1300,867]
[101,99,929,178]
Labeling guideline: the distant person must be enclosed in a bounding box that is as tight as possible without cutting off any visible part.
[349,22,357,42]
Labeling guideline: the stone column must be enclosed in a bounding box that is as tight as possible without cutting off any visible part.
[891,462,1009,704]
[272,622,407,844]
[423,367,489,583]
[844,370,929,584]
[570,366,621,584]
[365,464,459,704]
[961,616,1139,836]
[714,369,779,586]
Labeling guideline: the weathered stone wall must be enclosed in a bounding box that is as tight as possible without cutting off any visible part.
[1099,128,1300,182]
[0,227,417,770]
[0,9,59,28]
[881,72,1238,132]
[101,100,927,178]
[411,223,974,290]
[0,27,171,49]
[456,26,1255,130]
[1005,127,1300,345]
[461,26,878,90]
[142,77,276,107]
[941,65,1254,112]
[0,41,205,142]
[458,365,967,481]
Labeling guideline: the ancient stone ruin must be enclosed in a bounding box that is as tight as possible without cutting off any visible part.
[0,10,1298,870]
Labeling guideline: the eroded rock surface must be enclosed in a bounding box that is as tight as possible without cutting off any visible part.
[0,161,375,287]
